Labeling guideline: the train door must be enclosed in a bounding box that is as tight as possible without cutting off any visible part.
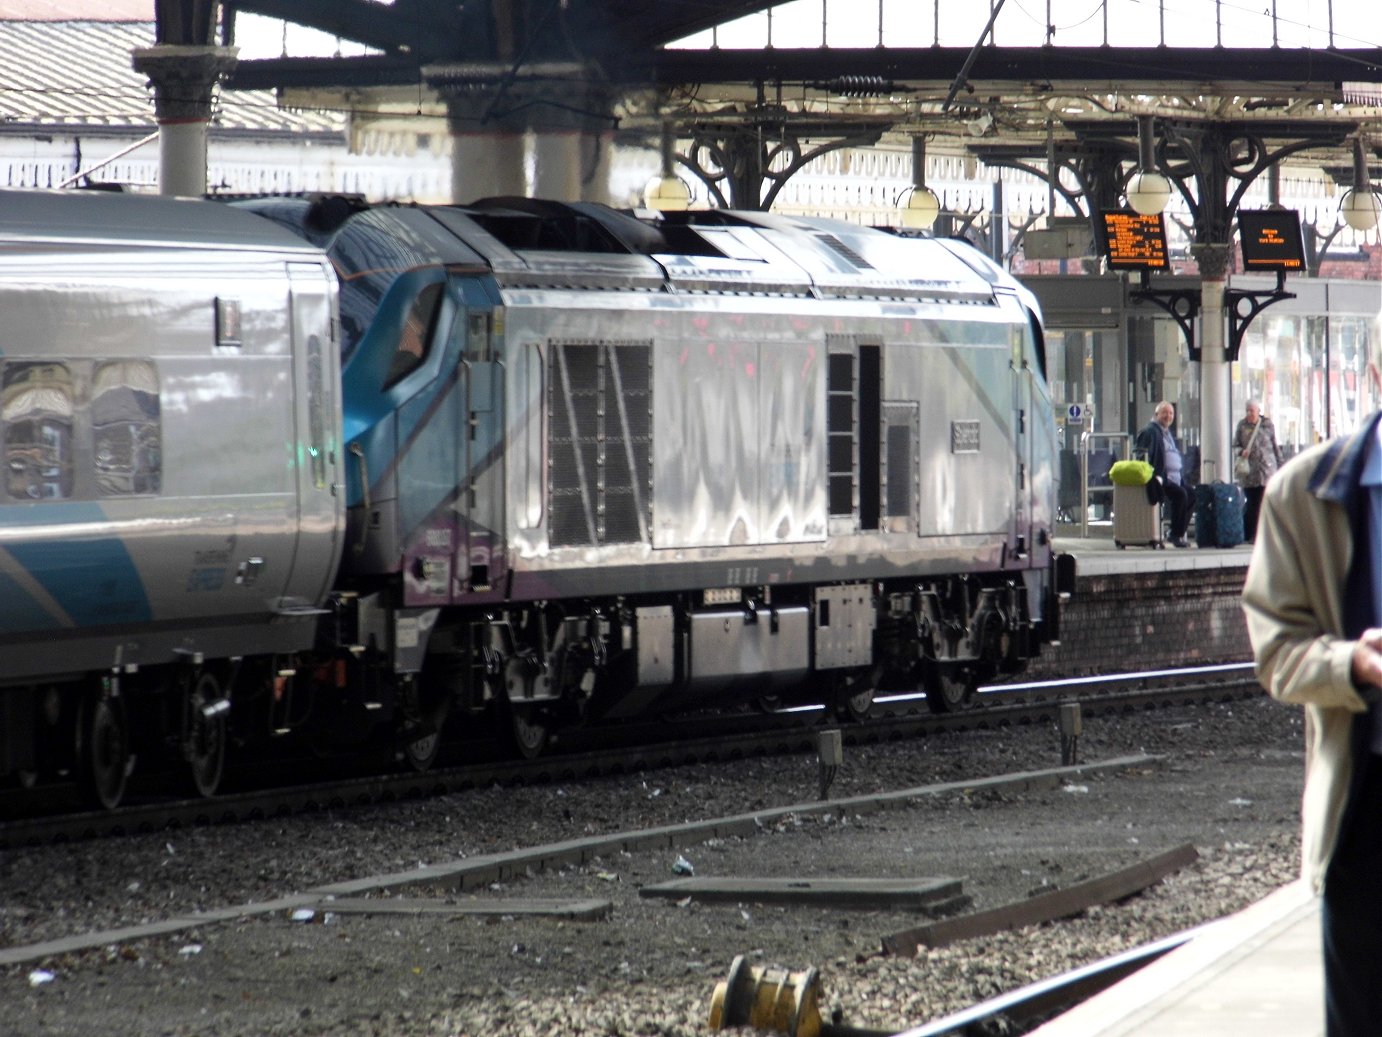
[281,262,343,607]
[1010,296,1055,561]
[1011,311,1032,557]
[458,307,505,594]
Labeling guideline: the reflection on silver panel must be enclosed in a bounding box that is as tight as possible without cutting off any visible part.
[653,320,825,549]
[636,605,675,686]
[814,584,876,670]
[888,334,1015,538]
[689,606,809,683]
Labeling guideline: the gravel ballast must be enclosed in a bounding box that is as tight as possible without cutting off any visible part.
[3,695,1305,1036]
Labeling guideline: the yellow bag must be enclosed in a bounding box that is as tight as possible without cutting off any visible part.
[1108,459,1154,486]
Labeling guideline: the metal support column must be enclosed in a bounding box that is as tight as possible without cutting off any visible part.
[131,44,237,197]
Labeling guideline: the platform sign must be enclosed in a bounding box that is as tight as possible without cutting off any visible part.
[1066,403,1085,425]
[1098,211,1170,271]
[1238,209,1305,272]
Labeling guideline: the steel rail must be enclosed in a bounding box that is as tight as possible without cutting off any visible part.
[0,666,1261,848]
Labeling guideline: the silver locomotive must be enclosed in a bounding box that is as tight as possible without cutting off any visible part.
[0,190,1071,808]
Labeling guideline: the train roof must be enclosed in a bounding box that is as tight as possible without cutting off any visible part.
[0,188,328,254]
[241,195,1027,308]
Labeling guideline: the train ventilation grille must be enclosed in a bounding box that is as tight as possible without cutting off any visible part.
[815,234,875,269]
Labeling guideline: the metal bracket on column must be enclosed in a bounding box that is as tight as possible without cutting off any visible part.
[1129,270,1202,360]
[1224,270,1295,363]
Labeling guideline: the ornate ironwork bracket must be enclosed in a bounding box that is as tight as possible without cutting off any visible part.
[1129,268,1294,362]
[1224,270,1294,363]
[1129,270,1201,359]
[680,112,891,210]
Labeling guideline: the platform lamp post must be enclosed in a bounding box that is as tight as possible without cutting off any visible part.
[1340,137,1380,232]
[900,136,941,230]
[1126,115,1172,217]
[643,122,692,212]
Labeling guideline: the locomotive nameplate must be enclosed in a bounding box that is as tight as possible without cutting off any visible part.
[950,420,981,454]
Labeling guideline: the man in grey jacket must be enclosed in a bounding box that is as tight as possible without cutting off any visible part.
[1243,409,1382,1036]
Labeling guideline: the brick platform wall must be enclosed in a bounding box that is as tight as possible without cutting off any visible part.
[1027,566,1253,678]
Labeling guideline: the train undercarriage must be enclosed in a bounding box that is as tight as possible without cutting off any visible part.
[389,572,1043,761]
[0,571,1045,811]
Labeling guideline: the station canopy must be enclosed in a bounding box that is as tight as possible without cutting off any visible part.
[216,1,1382,197]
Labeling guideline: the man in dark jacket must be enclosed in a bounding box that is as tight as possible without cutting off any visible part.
[1134,400,1190,547]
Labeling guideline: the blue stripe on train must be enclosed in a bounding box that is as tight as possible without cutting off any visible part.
[0,506,152,630]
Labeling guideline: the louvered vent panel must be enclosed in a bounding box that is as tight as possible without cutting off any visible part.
[816,234,875,270]
[548,343,600,547]
[547,340,652,547]
[602,343,652,544]
[827,350,855,517]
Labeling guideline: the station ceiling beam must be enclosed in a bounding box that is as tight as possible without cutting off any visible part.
[224,0,785,83]
[637,46,1382,91]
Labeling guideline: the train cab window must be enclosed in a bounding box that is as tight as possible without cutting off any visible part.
[385,281,444,387]
[3,362,74,500]
[92,360,162,496]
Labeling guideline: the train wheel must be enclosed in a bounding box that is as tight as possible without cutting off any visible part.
[753,693,783,714]
[923,663,976,714]
[399,679,448,773]
[509,703,550,759]
[402,727,441,771]
[833,670,877,722]
[75,683,130,810]
[184,670,227,798]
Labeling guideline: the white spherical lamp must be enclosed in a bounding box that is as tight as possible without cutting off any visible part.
[643,174,691,212]
[901,186,941,229]
[1341,187,1380,231]
[1126,170,1172,216]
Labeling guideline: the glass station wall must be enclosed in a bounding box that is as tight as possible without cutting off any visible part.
[1232,279,1382,456]
[1026,275,1381,527]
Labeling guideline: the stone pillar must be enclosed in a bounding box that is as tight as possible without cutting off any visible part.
[431,64,616,204]
[442,88,527,203]
[579,126,615,204]
[531,130,583,201]
[1195,243,1232,482]
[131,45,237,197]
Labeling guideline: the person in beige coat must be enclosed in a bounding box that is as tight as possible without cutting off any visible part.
[1243,411,1382,1036]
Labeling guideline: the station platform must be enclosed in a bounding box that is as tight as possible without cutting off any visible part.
[1053,529,1253,576]
[1029,879,1321,1036]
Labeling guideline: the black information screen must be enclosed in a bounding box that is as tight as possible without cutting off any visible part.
[1238,209,1305,272]
[1099,211,1170,270]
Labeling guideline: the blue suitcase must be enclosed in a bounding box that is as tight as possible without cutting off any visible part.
[1193,468,1244,548]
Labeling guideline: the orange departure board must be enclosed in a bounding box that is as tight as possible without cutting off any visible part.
[1099,211,1170,270]
[1238,209,1305,271]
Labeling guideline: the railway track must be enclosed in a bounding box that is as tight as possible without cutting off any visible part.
[0,664,1260,848]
